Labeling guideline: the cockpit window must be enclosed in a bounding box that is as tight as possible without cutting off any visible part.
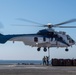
[67,35,70,40]
[67,35,74,43]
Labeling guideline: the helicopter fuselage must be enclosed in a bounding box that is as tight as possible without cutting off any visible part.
[0,29,75,51]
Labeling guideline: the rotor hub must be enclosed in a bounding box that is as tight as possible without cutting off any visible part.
[47,23,53,28]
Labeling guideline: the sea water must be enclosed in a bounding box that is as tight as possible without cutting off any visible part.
[0,60,42,65]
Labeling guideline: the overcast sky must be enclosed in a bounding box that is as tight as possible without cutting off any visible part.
[0,0,76,60]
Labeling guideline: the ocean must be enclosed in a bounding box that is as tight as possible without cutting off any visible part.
[0,60,42,65]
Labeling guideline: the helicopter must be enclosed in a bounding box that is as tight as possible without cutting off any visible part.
[0,19,76,52]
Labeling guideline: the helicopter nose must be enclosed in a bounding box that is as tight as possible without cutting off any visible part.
[72,39,75,45]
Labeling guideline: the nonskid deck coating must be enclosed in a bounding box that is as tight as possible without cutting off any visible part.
[0,65,76,75]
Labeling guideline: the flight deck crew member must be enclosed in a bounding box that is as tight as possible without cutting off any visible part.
[43,56,46,65]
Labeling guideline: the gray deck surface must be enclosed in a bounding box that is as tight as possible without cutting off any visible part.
[0,65,76,75]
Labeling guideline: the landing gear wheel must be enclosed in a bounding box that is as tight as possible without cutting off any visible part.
[37,48,41,51]
[43,48,47,52]
[65,48,69,52]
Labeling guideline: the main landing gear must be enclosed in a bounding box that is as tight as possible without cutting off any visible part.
[37,47,47,52]
[43,47,47,52]
[37,47,41,51]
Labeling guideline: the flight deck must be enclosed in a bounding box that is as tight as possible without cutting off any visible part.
[0,64,76,75]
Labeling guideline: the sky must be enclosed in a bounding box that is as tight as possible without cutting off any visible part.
[0,0,76,60]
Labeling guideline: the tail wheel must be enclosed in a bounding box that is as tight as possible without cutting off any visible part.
[65,48,69,52]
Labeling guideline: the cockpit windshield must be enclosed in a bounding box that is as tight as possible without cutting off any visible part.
[67,35,75,43]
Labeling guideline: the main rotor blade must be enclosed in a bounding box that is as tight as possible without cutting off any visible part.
[16,18,43,25]
[11,24,44,27]
[57,26,76,28]
[54,19,76,27]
